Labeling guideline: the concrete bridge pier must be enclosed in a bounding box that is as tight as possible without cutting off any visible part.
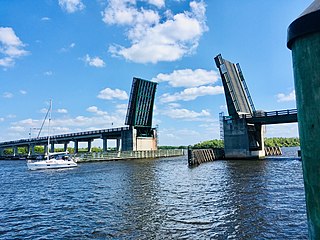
[116,138,121,152]
[223,118,265,159]
[287,1,320,238]
[63,142,68,152]
[50,143,55,153]
[13,146,18,157]
[27,144,34,156]
[74,140,79,153]
[103,138,108,152]
[87,140,92,152]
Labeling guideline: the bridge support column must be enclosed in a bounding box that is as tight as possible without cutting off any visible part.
[13,146,18,157]
[103,138,108,152]
[44,144,48,155]
[74,140,79,154]
[0,148,4,157]
[116,138,121,152]
[121,128,135,151]
[64,143,68,152]
[87,140,92,152]
[28,144,34,156]
[223,118,264,159]
[50,143,55,153]
[288,3,320,238]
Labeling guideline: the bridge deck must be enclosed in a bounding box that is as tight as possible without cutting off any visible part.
[224,109,298,125]
[0,127,130,148]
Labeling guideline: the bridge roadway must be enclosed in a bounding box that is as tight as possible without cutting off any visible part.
[241,109,298,124]
[0,126,130,154]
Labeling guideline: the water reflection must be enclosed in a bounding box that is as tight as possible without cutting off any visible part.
[0,150,307,239]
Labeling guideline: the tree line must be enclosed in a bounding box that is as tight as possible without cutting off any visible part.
[2,137,300,155]
[160,137,300,149]
[2,146,112,155]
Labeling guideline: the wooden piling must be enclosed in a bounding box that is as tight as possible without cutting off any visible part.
[188,147,224,166]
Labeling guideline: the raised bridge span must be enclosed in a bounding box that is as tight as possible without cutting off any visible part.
[238,109,298,125]
[215,54,298,159]
[0,77,158,157]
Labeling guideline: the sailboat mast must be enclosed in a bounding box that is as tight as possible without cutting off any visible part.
[47,99,52,159]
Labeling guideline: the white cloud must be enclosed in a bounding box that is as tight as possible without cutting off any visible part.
[40,108,48,114]
[9,126,25,132]
[58,0,85,13]
[103,0,208,63]
[83,54,106,68]
[3,92,13,98]
[20,90,27,95]
[167,103,181,108]
[44,71,53,76]
[0,117,4,122]
[8,109,126,140]
[219,105,227,111]
[160,85,224,103]
[159,128,202,145]
[97,88,129,100]
[60,43,76,52]
[41,17,51,21]
[86,106,108,116]
[163,108,210,119]
[57,108,68,114]
[115,103,128,115]
[152,69,219,87]
[147,0,165,8]
[116,103,128,109]
[0,27,29,68]
[277,90,296,102]
[6,114,16,119]
[102,0,160,26]
[265,123,299,138]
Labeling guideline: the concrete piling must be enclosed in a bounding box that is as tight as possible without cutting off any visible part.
[287,1,320,238]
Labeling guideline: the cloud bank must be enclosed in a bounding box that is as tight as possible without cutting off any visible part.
[0,27,29,68]
[102,0,208,63]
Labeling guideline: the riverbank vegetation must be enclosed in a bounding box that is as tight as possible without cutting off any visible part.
[189,137,300,149]
[264,137,300,147]
[2,137,300,155]
[192,139,224,149]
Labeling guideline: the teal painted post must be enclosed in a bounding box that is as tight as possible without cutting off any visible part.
[287,1,320,238]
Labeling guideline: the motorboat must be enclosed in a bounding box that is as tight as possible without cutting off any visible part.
[27,152,78,170]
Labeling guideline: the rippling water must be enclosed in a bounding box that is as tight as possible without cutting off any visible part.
[0,147,307,239]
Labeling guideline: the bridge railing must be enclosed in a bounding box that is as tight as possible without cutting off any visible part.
[0,126,130,146]
[244,109,297,119]
[222,109,297,121]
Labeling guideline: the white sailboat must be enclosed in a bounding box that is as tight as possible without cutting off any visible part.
[27,100,78,170]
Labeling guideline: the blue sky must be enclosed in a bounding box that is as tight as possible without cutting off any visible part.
[0,0,312,146]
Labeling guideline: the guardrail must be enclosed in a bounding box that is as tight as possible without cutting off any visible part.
[223,109,297,121]
[245,109,297,119]
[0,126,130,146]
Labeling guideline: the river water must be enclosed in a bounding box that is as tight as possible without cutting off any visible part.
[0,147,307,239]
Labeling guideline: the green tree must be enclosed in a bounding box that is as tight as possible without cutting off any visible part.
[193,139,224,149]
[264,137,300,147]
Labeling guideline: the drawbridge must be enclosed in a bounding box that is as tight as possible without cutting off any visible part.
[214,54,297,159]
[0,77,158,157]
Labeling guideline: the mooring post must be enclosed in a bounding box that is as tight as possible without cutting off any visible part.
[287,1,320,238]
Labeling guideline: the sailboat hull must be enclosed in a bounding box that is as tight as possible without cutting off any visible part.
[27,159,77,171]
